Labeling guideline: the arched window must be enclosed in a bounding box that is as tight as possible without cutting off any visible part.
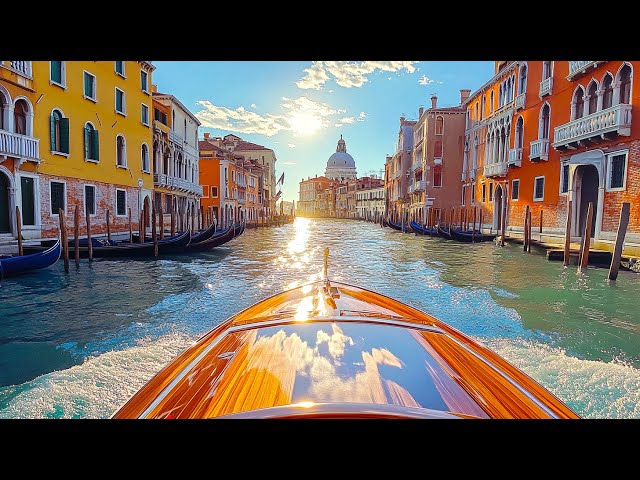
[539,104,550,139]
[587,80,598,114]
[618,64,632,104]
[433,165,442,187]
[0,92,6,130]
[602,74,614,109]
[542,61,552,80]
[116,135,127,167]
[573,87,585,120]
[141,143,149,172]
[475,102,479,121]
[515,116,524,149]
[152,141,159,173]
[499,84,504,107]
[84,122,99,161]
[472,136,478,170]
[435,116,444,135]
[519,65,528,94]
[490,91,494,112]
[50,109,69,154]
[481,95,485,120]
[14,99,28,135]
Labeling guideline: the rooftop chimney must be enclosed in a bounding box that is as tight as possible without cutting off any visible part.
[204,132,210,139]
[419,106,424,117]
[151,84,158,93]
[400,116,405,124]
[431,95,437,109]
[460,89,471,104]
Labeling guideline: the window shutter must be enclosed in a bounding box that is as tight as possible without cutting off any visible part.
[50,114,56,151]
[60,117,70,154]
[92,129,99,161]
[51,61,61,83]
[84,74,90,96]
[84,126,90,159]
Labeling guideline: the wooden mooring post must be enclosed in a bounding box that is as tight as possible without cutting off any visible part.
[523,205,530,252]
[128,207,133,244]
[578,202,594,273]
[74,205,80,267]
[608,202,630,281]
[500,199,507,247]
[563,200,572,267]
[171,204,176,236]
[160,208,165,240]
[15,206,23,256]
[152,201,158,258]
[86,206,93,262]
[58,208,69,273]
[539,209,543,237]
[106,209,111,242]
[527,208,532,253]
[472,206,476,243]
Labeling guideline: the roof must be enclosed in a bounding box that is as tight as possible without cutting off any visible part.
[152,92,202,125]
[234,141,272,151]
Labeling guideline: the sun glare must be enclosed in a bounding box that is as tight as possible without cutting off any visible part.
[289,112,323,136]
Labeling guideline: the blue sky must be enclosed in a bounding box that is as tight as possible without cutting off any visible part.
[152,61,495,202]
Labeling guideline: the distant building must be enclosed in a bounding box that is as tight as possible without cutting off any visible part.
[325,135,357,181]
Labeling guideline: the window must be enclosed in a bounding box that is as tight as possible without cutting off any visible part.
[154,108,167,125]
[20,176,36,226]
[433,165,442,187]
[515,117,524,149]
[116,135,126,167]
[83,71,96,101]
[519,64,527,94]
[116,189,127,216]
[50,61,65,87]
[534,176,545,201]
[481,183,486,202]
[84,123,99,161]
[50,109,69,154]
[602,74,613,110]
[511,179,520,200]
[141,104,149,126]
[435,116,444,135]
[141,144,149,172]
[587,81,598,114]
[490,91,494,112]
[115,88,125,115]
[572,87,585,120]
[115,61,125,77]
[618,65,632,104]
[481,95,485,119]
[211,186,218,198]
[539,104,550,139]
[14,99,28,135]
[475,103,478,121]
[542,61,552,80]
[561,163,570,194]
[202,185,209,198]
[489,182,493,201]
[607,151,628,190]
[50,181,66,215]
[232,171,236,182]
[84,185,96,215]
[140,70,148,93]
[461,185,466,205]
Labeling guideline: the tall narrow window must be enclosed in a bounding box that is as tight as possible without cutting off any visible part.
[561,163,570,193]
[84,123,99,161]
[573,87,585,119]
[115,61,125,76]
[608,152,627,190]
[481,183,486,202]
[511,179,520,200]
[50,181,66,214]
[534,177,545,201]
[433,165,442,187]
[14,99,28,135]
[115,88,125,115]
[140,70,148,92]
[602,74,613,109]
[20,177,35,226]
[116,135,126,167]
[515,117,524,149]
[540,104,550,139]
[116,189,127,216]
[542,61,552,80]
[490,91,494,112]
[50,109,69,154]
[489,182,494,201]
[587,81,598,114]
[50,61,65,86]
[435,116,444,135]
[141,104,149,126]
[141,144,149,172]
[618,65,632,104]
[519,64,527,93]
[84,185,96,215]
[83,71,96,101]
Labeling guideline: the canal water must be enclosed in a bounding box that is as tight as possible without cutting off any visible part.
[0,217,639,418]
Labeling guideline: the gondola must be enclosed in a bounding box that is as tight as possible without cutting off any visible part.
[183,223,238,252]
[112,248,579,420]
[385,218,405,231]
[409,220,439,236]
[0,238,61,279]
[436,224,453,240]
[449,228,498,243]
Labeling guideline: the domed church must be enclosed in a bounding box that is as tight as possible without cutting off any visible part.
[325,135,357,181]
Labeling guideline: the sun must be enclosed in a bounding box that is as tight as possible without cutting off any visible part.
[289,111,323,135]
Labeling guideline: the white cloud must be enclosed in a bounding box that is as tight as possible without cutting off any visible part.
[387,77,392,80]
[338,117,355,124]
[250,103,257,108]
[288,143,296,148]
[357,112,366,122]
[283,161,297,166]
[328,89,334,93]
[297,61,419,89]
[419,74,435,85]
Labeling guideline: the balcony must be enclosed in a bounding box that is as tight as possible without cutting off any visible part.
[539,77,553,97]
[412,159,423,171]
[153,173,203,196]
[567,61,601,80]
[529,138,549,161]
[508,147,523,167]
[433,157,442,165]
[169,130,184,145]
[553,103,632,151]
[410,180,426,193]
[483,162,508,177]
[0,130,40,163]
[7,61,32,78]
[515,93,525,110]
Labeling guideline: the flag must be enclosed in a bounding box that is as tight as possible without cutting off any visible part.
[274,190,282,201]
[277,172,285,185]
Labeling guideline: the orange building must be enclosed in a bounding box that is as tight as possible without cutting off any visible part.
[198,138,222,225]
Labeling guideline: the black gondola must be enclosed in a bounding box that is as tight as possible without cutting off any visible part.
[436,224,453,240]
[386,219,405,231]
[410,220,439,236]
[184,223,237,252]
[449,228,497,243]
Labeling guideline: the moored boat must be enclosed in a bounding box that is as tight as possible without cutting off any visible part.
[0,238,61,279]
[436,224,453,240]
[112,248,579,419]
[386,218,405,232]
[183,222,238,252]
[449,228,498,243]
[410,220,439,236]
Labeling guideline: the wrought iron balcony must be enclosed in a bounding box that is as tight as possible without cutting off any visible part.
[508,147,523,167]
[7,61,32,78]
[515,93,525,110]
[567,61,601,80]
[153,173,203,196]
[553,103,632,150]
[539,77,553,97]
[483,162,508,177]
[0,130,40,163]
[530,138,549,161]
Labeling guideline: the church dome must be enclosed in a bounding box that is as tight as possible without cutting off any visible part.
[325,135,357,181]
[327,151,356,168]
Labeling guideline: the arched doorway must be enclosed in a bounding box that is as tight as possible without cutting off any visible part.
[0,171,11,233]
[493,184,503,231]
[143,196,151,235]
[575,165,598,237]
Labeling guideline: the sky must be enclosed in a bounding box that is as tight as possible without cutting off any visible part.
[152,61,496,202]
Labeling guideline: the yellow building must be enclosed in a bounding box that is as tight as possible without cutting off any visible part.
[31,60,155,238]
[0,61,40,240]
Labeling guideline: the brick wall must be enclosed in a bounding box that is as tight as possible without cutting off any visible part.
[602,139,640,234]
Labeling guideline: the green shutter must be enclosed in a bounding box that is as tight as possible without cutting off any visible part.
[84,73,91,97]
[51,61,61,83]
[92,129,99,161]
[59,117,70,154]
[84,126,90,159]
[50,114,56,151]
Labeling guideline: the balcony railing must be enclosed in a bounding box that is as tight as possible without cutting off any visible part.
[553,103,632,150]
[411,180,426,192]
[412,159,423,171]
[515,93,525,110]
[0,130,40,162]
[483,162,508,177]
[529,138,550,161]
[7,61,32,78]
[153,173,203,196]
[567,61,600,80]
[539,77,553,97]
[169,130,184,145]
[508,147,523,167]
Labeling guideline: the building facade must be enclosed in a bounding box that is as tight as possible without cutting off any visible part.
[385,117,416,223]
[325,135,357,181]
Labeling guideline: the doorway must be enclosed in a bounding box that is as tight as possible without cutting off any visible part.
[0,172,10,233]
[576,165,598,237]
[494,184,503,231]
